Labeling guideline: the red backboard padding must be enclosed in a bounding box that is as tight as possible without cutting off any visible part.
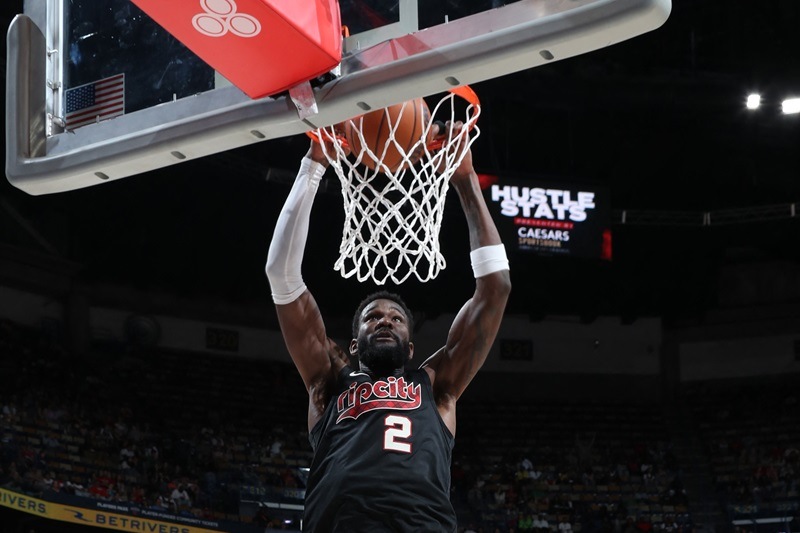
[130,0,342,99]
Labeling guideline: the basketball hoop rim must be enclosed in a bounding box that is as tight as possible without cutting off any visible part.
[311,85,482,285]
[306,85,480,151]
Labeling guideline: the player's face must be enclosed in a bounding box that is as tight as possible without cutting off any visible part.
[352,299,414,375]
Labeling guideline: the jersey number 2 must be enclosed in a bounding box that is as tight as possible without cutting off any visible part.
[384,415,412,453]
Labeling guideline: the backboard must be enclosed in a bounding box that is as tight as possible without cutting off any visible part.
[6,0,671,196]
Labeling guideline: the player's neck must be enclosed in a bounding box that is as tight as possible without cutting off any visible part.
[359,363,404,379]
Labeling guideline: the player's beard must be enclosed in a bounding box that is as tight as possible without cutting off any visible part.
[357,331,410,376]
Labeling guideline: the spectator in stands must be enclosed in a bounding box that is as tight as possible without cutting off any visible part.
[581,468,595,487]
[67,477,88,497]
[506,483,520,506]
[621,517,637,533]
[520,456,533,472]
[494,486,507,508]
[659,514,677,533]
[154,492,171,511]
[171,483,192,511]
[1,400,18,422]
[270,432,284,459]
[518,513,534,531]
[41,471,55,492]
[533,514,550,533]
[615,461,630,482]
[120,442,135,462]
[635,515,652,533]
[88,472,111,500]
[558,516,573,533]
[130,485,146,505]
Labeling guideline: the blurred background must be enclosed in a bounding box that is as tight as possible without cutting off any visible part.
[1,1,799,532]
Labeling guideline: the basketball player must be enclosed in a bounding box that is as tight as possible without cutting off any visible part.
[266,123,511,532]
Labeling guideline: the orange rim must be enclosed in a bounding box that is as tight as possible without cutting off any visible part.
[306,127,349,149]
[306,85,481,152]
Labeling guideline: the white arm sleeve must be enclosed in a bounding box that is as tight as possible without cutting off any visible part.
[265,157,326,305]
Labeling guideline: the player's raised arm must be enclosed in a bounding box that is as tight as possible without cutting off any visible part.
[266,140,344,424]
[427,124,511,413]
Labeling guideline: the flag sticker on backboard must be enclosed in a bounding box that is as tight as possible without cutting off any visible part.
[65,74,125,130]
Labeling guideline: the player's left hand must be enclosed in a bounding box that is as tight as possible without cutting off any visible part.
[307,123,351,165]
[434,121,475,184]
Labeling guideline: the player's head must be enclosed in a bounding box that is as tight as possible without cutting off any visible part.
[350,291,415,376]
[351,291,414,337]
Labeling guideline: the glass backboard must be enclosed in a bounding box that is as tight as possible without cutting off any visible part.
[6,0,671,195]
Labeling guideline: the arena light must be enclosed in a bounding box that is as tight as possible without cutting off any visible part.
[782,97,800,115]
[746,93,761,110]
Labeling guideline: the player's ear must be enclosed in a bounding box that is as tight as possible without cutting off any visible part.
[408,342,415,360]
[349,338,358,357]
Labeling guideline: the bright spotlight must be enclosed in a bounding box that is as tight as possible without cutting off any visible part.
[782,98,800,115]
[746,93,761,110]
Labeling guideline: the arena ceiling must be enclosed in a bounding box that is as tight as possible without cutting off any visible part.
[1,0,800,328]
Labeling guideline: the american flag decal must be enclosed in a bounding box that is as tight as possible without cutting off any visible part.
[64,74,125,130]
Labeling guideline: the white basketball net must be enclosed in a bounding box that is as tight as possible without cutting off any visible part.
[315,91,480,285]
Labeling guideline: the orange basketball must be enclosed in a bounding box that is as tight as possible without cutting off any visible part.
[345,98,431,173]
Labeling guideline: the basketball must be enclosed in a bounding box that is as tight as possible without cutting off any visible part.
[345,98,431,173]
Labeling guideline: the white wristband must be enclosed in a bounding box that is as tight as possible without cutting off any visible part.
[470,244,509,278]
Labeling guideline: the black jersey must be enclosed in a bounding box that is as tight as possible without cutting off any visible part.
[303,366,456,533]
